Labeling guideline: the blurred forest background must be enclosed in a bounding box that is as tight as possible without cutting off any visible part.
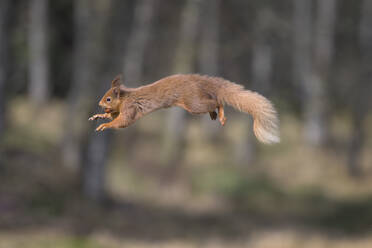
[1,0,372,247]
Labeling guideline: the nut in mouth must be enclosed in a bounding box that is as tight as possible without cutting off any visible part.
[104,108,112,113]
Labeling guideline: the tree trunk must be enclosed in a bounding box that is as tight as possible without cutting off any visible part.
[123,0,156,86]
[62,0,96,171]
[293,0,313,144]
[83,131,111,201]
[348,0,372,176]
[252,9,273,95]
[348,112,365,177]
[161,0,202,165]
[293,0,312,98]
[0,0,10,143]
[28,0,49,106]
[199,0,219,76]
[304,0,336,145]
[121,0,157,159]
[294,0,336,146]
[62,0,113,202]
[173,0,202,74]
[252,43,272,94]
[199,0,220,138]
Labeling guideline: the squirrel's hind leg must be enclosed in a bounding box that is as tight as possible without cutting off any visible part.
[209,111,217,120]
[218,105,227,126]
[182,99,217,115]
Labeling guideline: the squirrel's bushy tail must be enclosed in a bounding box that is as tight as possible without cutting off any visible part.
[217,80,280,144]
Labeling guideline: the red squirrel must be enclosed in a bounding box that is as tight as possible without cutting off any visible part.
[89,74,280,144]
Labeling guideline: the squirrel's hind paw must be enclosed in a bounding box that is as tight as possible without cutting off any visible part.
[209,111,217,120]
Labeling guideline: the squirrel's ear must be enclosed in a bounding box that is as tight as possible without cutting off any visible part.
[113,86,128,98]
[111,74,122,88]
[113,87,120,98]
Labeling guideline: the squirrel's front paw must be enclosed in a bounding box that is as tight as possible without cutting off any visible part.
[89,114,100,121]
[96,123,109,132]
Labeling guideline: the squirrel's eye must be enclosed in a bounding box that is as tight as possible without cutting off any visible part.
[106,97,111,102]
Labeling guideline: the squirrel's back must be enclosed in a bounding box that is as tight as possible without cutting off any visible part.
[168,74,280,144]
[140,74,280,144]
[151,74,231,100]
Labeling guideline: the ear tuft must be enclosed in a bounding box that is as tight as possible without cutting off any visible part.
[113,87,120,97]
[113,85,127,98]
[111,74,122,88]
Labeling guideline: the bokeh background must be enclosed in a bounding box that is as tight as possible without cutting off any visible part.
[1,0,372,247]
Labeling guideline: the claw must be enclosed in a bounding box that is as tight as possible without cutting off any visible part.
[89,114,102,121]
[219,117,227,126]
[89,114,98,121]
[95,123,107,132]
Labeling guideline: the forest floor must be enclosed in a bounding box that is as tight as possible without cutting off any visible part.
[1,99,372,248]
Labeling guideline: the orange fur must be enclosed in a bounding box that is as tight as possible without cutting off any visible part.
[89,74,280,144]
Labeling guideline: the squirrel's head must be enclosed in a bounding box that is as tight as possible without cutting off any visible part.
[99,75,128,114]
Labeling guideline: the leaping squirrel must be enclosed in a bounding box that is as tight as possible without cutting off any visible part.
[89,74,280,144]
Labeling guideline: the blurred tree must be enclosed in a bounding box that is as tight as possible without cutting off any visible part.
[28,0,50,106]
[348,0,372,176]
[0,0,11,140]
[63,0,96,171]
[48,0,73,98]
[293,0,312,122]
[252,9,273,95]
[123,0,156,86]
[62,0,113,201]
[83,0,132,201]
[294,0,336,146]
[199,0,219,76]
[199,0,220,138]
[83,128,111,202]
[161,0,202,165]
[307,0,336,145]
